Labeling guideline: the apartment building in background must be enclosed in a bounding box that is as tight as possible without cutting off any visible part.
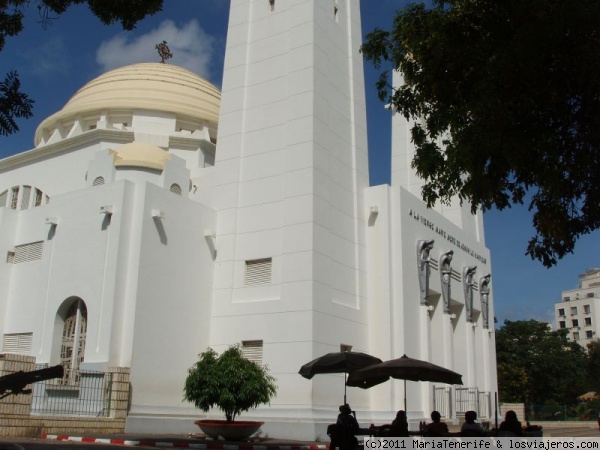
[555,268,600,347]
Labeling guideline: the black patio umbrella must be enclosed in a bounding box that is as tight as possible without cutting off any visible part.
[346,354,463,411]
[299,351,383,404]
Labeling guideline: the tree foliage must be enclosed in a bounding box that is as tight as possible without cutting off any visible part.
[361,0,600,267]
[496,320,587,410]
[0,71,33,136]
[585,340,600,393]
[0,0,163,135]
[183,346,278,423]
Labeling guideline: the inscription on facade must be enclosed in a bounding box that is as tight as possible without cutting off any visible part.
[408,209,487,264]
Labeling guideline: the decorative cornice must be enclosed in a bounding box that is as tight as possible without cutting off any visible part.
[0,130,134,171]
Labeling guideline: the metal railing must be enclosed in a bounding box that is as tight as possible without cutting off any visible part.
[30,365,113,417]
[434,386,491,419]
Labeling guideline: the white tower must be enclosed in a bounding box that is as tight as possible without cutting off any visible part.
[212,0,370,433]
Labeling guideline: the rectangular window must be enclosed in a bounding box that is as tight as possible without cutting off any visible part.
[242,340,263,365]
[584,305,591,314]
[563,296,570,301]
[586,330,594,339]
[573,332,580,340]
[570,306,578,315]
[558,308,565,317]
[572,319,579,328]
[586,292,594,298]
[559,321,566,329]
[245,258,272,286]
[2,332,33,354]
[585,317,592,326]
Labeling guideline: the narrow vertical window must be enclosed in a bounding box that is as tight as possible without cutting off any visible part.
[10,186,19,209]
[20,185,31,210]
[60,299,87,385]
[0,190,7,208]
[269,0,275,11]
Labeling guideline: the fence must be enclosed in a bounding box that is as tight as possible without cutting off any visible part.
[30,365,113,417]
[433,386,491,420]
[0,353,130,437]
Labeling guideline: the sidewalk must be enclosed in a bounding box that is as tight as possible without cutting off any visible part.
[37,425,600,448]
[41,432,330,449]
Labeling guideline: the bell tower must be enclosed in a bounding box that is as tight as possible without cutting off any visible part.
[212,0,370,427]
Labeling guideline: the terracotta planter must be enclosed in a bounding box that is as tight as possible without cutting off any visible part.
[194,419,264,441]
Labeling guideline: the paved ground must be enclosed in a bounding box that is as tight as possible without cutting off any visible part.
[0,425,598,449]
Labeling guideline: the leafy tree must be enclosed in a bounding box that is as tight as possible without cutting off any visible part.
[183,345,277,423]
[496,320,587,414]
[586,340,600,393]
[0,71,33,136]
[0,0,163,135]
[361,0,600,267]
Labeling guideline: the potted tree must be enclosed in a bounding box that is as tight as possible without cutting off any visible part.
[183,345,277,441]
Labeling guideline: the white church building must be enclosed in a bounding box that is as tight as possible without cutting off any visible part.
[0,0,497,440]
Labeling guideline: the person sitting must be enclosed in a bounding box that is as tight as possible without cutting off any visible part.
[499,410,522,436]
[331,404,359,450]
[388,410,410,437]
[425,411,449,436]
[460,410,485,436]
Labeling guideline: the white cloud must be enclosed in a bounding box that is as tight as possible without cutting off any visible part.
[96,20,216,80]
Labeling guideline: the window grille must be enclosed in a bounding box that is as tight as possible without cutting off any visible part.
[242,340,263,365]
[170,183,182,195]
[20,185,31,210]
[0,190,7,207]
[11,241,44,264]
[60,299,87,386]
[245,258,272,286]
[10,186,19,209]
[2,332,33,354]
[93,176,105,186]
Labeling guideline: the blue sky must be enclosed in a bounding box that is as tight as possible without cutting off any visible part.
[1,1,598,327]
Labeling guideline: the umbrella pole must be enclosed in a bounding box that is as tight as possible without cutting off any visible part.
[404,379,407,412]
[344,373,347,405]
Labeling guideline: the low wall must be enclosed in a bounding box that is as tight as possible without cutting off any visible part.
[0,353,130,437]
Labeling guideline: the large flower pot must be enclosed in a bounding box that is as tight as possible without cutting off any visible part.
[194,420,264,441]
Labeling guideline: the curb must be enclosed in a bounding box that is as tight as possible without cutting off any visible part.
[42,434,329,449]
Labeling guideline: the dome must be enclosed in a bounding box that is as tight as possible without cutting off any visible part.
[35,63,220,145]
[113,141,171,171]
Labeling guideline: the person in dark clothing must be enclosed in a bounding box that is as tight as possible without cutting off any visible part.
[499,410,522,436]
[389,410,410,437]
[425,411,449,436]
[330,404,359,450]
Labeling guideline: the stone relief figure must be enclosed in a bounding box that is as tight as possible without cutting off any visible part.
[479,274,491,328]
[463,266,477,322]
[439,250,454,314]
[417,239,434,305]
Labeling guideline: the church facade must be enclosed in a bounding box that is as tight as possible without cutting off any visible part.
[0,0,497,440]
